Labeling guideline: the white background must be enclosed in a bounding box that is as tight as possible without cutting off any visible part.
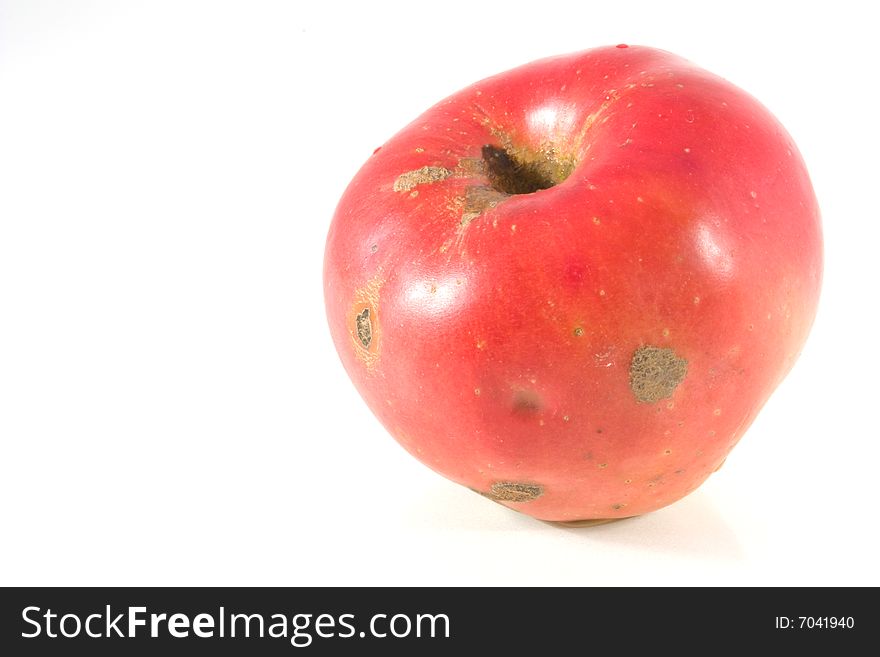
[1,0,877,586]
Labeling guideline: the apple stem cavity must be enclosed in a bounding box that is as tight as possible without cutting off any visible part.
[481,144,573,195]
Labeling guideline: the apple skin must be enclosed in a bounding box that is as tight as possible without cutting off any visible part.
[323,45,822,522]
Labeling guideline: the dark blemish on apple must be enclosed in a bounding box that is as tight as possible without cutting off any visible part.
[573,327,584,336]
[629,345,688,403]
[392,166,451,192]
[370,243,378,253]
[512,389,542,414]
[485,482,544,503]
[355,308,372,349]
[611,503,627,510]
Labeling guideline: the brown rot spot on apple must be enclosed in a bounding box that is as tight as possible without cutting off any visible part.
[392,166,451,192]
[629,345,688,403]
[512,389,542,414]
[485,482,544,502]
[355,308,372,349]
[349,276,383,368]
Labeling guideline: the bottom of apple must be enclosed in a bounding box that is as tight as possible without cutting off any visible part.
[544,517,634,528]
[472,486,638,526]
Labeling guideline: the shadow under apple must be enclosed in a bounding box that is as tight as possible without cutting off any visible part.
[403,480,745,562]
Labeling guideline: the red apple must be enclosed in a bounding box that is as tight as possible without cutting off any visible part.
[323,45,822,523]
